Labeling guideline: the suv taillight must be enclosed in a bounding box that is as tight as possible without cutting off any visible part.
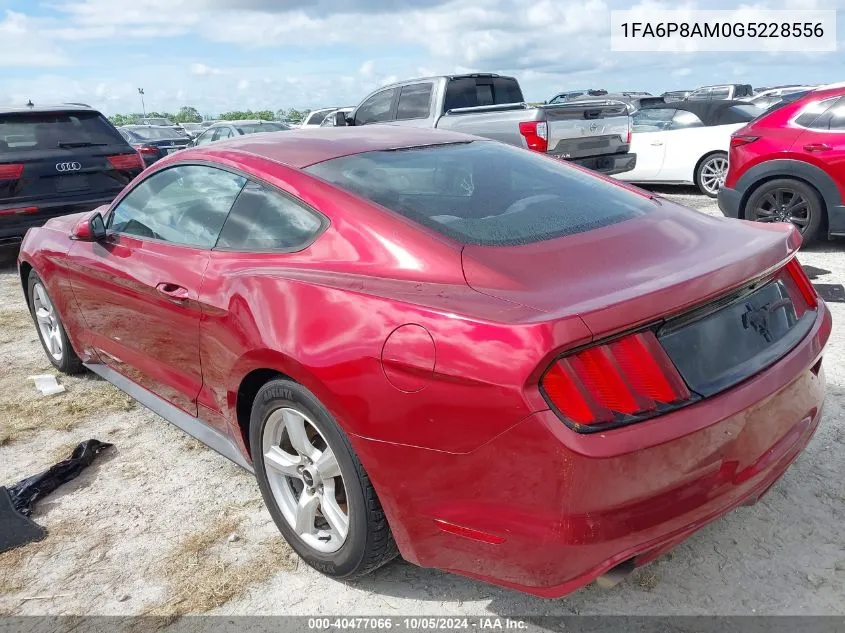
[541,330,693,431]
[519,121,548,152]
[730,134,759,149]
[107,154,143,170]
[626,116,632,144]
[0,163,24,180]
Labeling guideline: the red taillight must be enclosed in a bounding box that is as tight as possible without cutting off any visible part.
[541,331,692,430]
[0,206,38,216]
[730,134,759,149]
[518,121,548,153]
[107,153,143,170]
[0,163,24,180]
[625,116,632,145]
[784,258,818,310]
[135,144,158,155]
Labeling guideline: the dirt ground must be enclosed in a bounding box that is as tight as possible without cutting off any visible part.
[1,191,843,617]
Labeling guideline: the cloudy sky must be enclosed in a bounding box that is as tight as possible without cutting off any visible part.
[0,0,842,116]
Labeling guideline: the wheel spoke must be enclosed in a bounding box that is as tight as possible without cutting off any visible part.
[786,199,808,214]
[294,488,320,535]
[320,488,349,541]
[763,193,777,209]
[314,446,341,479]
[790,215,810,227]
[35,307,51,323]
[756,215,778,222]
[264,445,302,478]
[284,410,318,460]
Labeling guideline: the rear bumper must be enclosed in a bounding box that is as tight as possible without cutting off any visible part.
[354,302,831,597]
[0,195,117,246]
[569,152,636,176]
[718,185,742,218]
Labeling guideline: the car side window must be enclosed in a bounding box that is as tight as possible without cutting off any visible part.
[213,126,233,141]
[108,165,246,248]
[194,129,214,145]
[710,87,730,99]
[354,88,398,125]
[795,97,839,129]
[632,108,676,132]
[396,83,433,120]
[670,110,704,129]
[215,181,324,251]
[827,99,845,130]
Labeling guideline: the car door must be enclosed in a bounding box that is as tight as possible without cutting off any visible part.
[793,96,845,185]
[353,88,398,126]
[67,164,247,415]
[652,110,708,181]
[618,108,675,181]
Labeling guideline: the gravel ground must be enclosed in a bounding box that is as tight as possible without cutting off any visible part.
[0,189,843,617]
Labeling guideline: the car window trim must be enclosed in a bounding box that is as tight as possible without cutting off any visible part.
[212,178,330,254]
[104,162,248,249]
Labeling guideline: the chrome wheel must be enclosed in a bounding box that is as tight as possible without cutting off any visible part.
[699,155,728,196]
[262,407,349,553]
[753,188,810,232]
[33,282,63,362]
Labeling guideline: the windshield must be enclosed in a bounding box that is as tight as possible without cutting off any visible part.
[0,111,124,151]
[128,127,186,140]
[233,122,290,134]
[306,141,654,246]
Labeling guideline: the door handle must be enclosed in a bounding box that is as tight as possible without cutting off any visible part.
[803,143,831,152]
[155,282,190,302]
[650,141,664,146]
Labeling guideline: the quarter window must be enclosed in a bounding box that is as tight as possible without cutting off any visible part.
[108,165,246,247]
[794,97,839,129]
[354,88,398,125]
[216,181,324,251]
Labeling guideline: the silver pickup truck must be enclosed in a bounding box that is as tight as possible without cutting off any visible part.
[337,73,636,175]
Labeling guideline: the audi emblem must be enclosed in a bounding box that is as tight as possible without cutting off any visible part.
[56,162,82,172]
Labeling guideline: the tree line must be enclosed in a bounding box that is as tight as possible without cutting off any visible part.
[108,106,312,127]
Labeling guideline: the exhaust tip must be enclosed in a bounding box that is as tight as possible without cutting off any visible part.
[595,558,636,589]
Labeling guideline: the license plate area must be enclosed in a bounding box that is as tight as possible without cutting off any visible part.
[54,174,89,192]
[658,279,815,397]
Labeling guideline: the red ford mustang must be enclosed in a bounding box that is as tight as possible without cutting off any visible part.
[17,127,830,597]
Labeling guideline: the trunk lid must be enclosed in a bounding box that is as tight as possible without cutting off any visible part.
[540,102,631,159]
[461,199,801,338]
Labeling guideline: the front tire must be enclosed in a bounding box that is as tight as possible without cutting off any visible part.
[250,378,398,578]
[744,178,824,245]
[27,271,84,374]
[695,152,728,198]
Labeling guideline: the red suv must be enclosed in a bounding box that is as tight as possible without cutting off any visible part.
[719,85,845,244]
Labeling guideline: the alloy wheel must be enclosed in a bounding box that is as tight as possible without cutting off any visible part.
[261,407,349,553]
[699,156,728,195]
[753,188,810,233]
[32,282,63,362]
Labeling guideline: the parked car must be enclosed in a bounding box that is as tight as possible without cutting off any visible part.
[178,122,204,139]
[192,120,291,146]
[137,117,175,127]
[339,73,636,175]
[719,85,845,244]
[319,107,354,127]
[662,90,692,102]
[545,89,606,104]
[615,100,760,196]
[118,125,193,166]
[686,84,754,101]
[18,126,830,598]
[201,120,219,128]
[744,86,816,110]
[0,104,143,252]
[301,108,340,127]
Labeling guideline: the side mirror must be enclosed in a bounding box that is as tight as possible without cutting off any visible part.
[334,111,349,127]
[72,212,107,241]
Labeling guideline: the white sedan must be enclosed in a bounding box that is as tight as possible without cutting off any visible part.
[615,102,760,197]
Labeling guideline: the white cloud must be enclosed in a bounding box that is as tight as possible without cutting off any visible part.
[190,62,223,75]
[237,79,250,90]
[358,60,375,77]
[672,67,692,77]
[0,11,69,67]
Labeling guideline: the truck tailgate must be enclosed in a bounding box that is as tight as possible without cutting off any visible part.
[541,102,630,160]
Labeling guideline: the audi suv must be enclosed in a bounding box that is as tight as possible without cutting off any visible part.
[0,104,143,254]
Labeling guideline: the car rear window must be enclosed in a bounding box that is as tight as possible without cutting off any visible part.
[305,141,655,246]
[443,77,524,111]
[0,111,124,151]
[128,127,185,140]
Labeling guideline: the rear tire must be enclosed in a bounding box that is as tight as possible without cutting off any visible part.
[27,271,84,375]
[744,178,824,245]
[694,152,728,198]
[250,378,398,578]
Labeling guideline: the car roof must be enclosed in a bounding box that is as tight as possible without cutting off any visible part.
[179,125,478,169]
[0,104,100,115]
[209,119,276,126]
[640,99,754,125]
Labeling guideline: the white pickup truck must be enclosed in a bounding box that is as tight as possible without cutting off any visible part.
[336,74,636,176]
